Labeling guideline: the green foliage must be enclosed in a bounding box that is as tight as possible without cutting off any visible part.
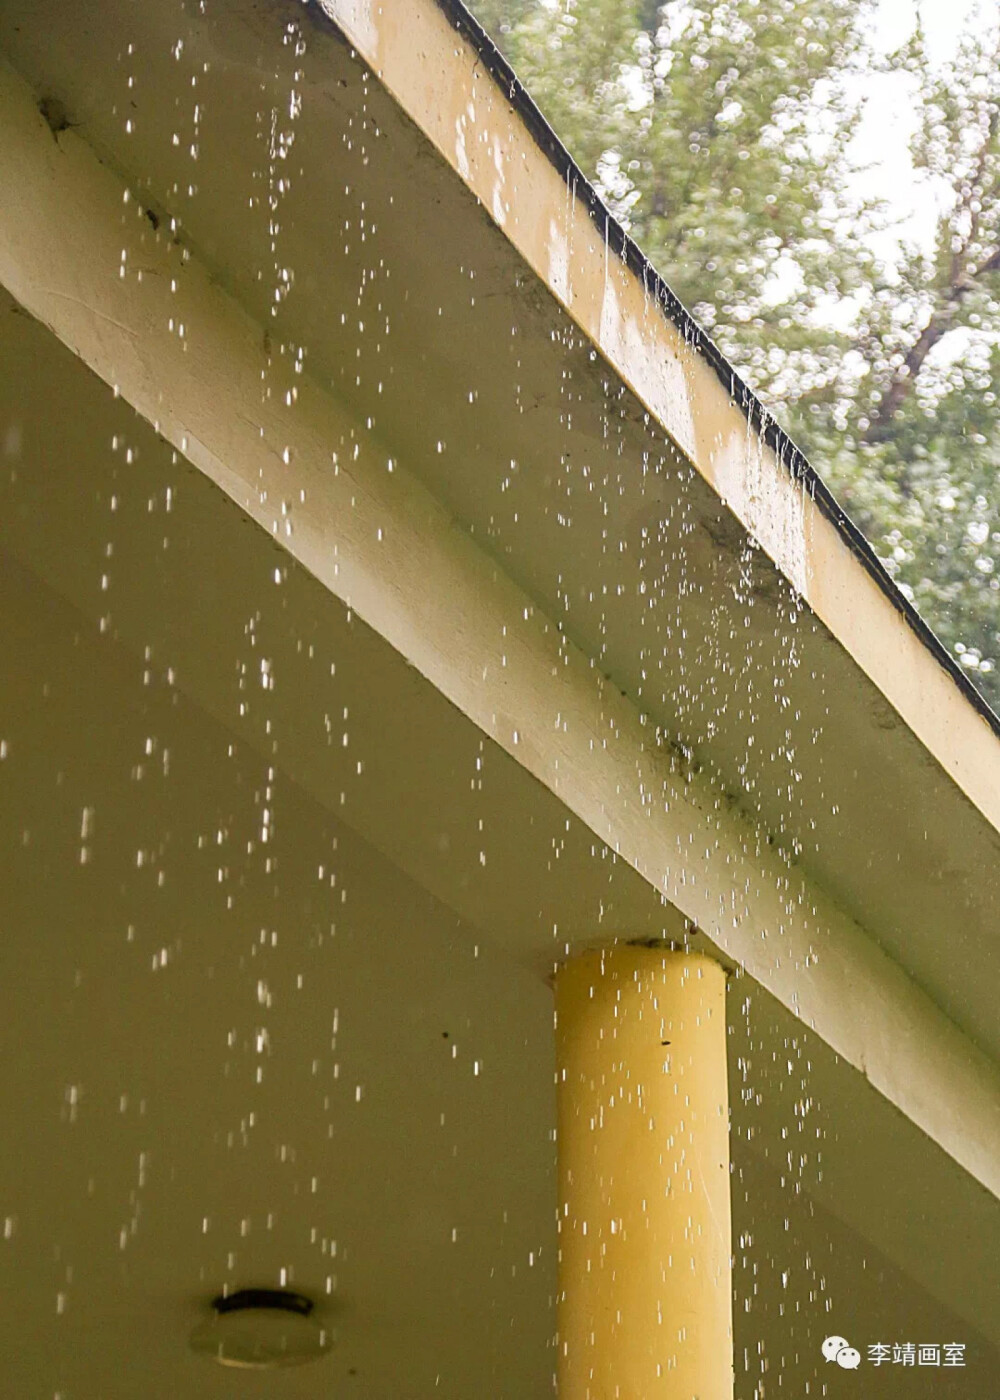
[470,0,1000,707]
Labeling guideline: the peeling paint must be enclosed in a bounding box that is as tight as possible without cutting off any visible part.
[454,112,469,180]
[598,270,697,459]
[547,217,570,306]
[742,432,809,599]
[712,425,810,599]
[490,133,506,226]
[317,0,380,56]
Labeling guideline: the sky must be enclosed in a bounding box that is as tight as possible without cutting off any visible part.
[853,0,981,258]
[875,0,977,54]
[786,0,990,352]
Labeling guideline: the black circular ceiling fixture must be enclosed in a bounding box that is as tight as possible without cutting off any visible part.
[190,1286,333,1368]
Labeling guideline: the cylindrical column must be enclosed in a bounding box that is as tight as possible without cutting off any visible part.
[555,946,732,1399]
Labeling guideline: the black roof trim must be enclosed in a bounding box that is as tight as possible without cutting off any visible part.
[430,0,1000,739]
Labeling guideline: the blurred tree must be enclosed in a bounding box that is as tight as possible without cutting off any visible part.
[469,0,1000,706]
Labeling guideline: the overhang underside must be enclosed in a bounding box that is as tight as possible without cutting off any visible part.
[0,292,997,1395]
[1,0,1000,1388]
[0,292,998,1393]
[1,0,998,1068]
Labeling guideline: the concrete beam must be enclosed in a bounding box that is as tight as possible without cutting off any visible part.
[314,0,1000,837]
[1,48,998,1236]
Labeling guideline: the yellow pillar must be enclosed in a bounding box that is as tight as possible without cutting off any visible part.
[555,946,733,1399]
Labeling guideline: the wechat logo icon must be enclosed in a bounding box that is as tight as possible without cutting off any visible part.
[822,1336,861,1369]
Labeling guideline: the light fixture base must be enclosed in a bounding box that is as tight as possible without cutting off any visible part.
[190,1287,333,1369]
